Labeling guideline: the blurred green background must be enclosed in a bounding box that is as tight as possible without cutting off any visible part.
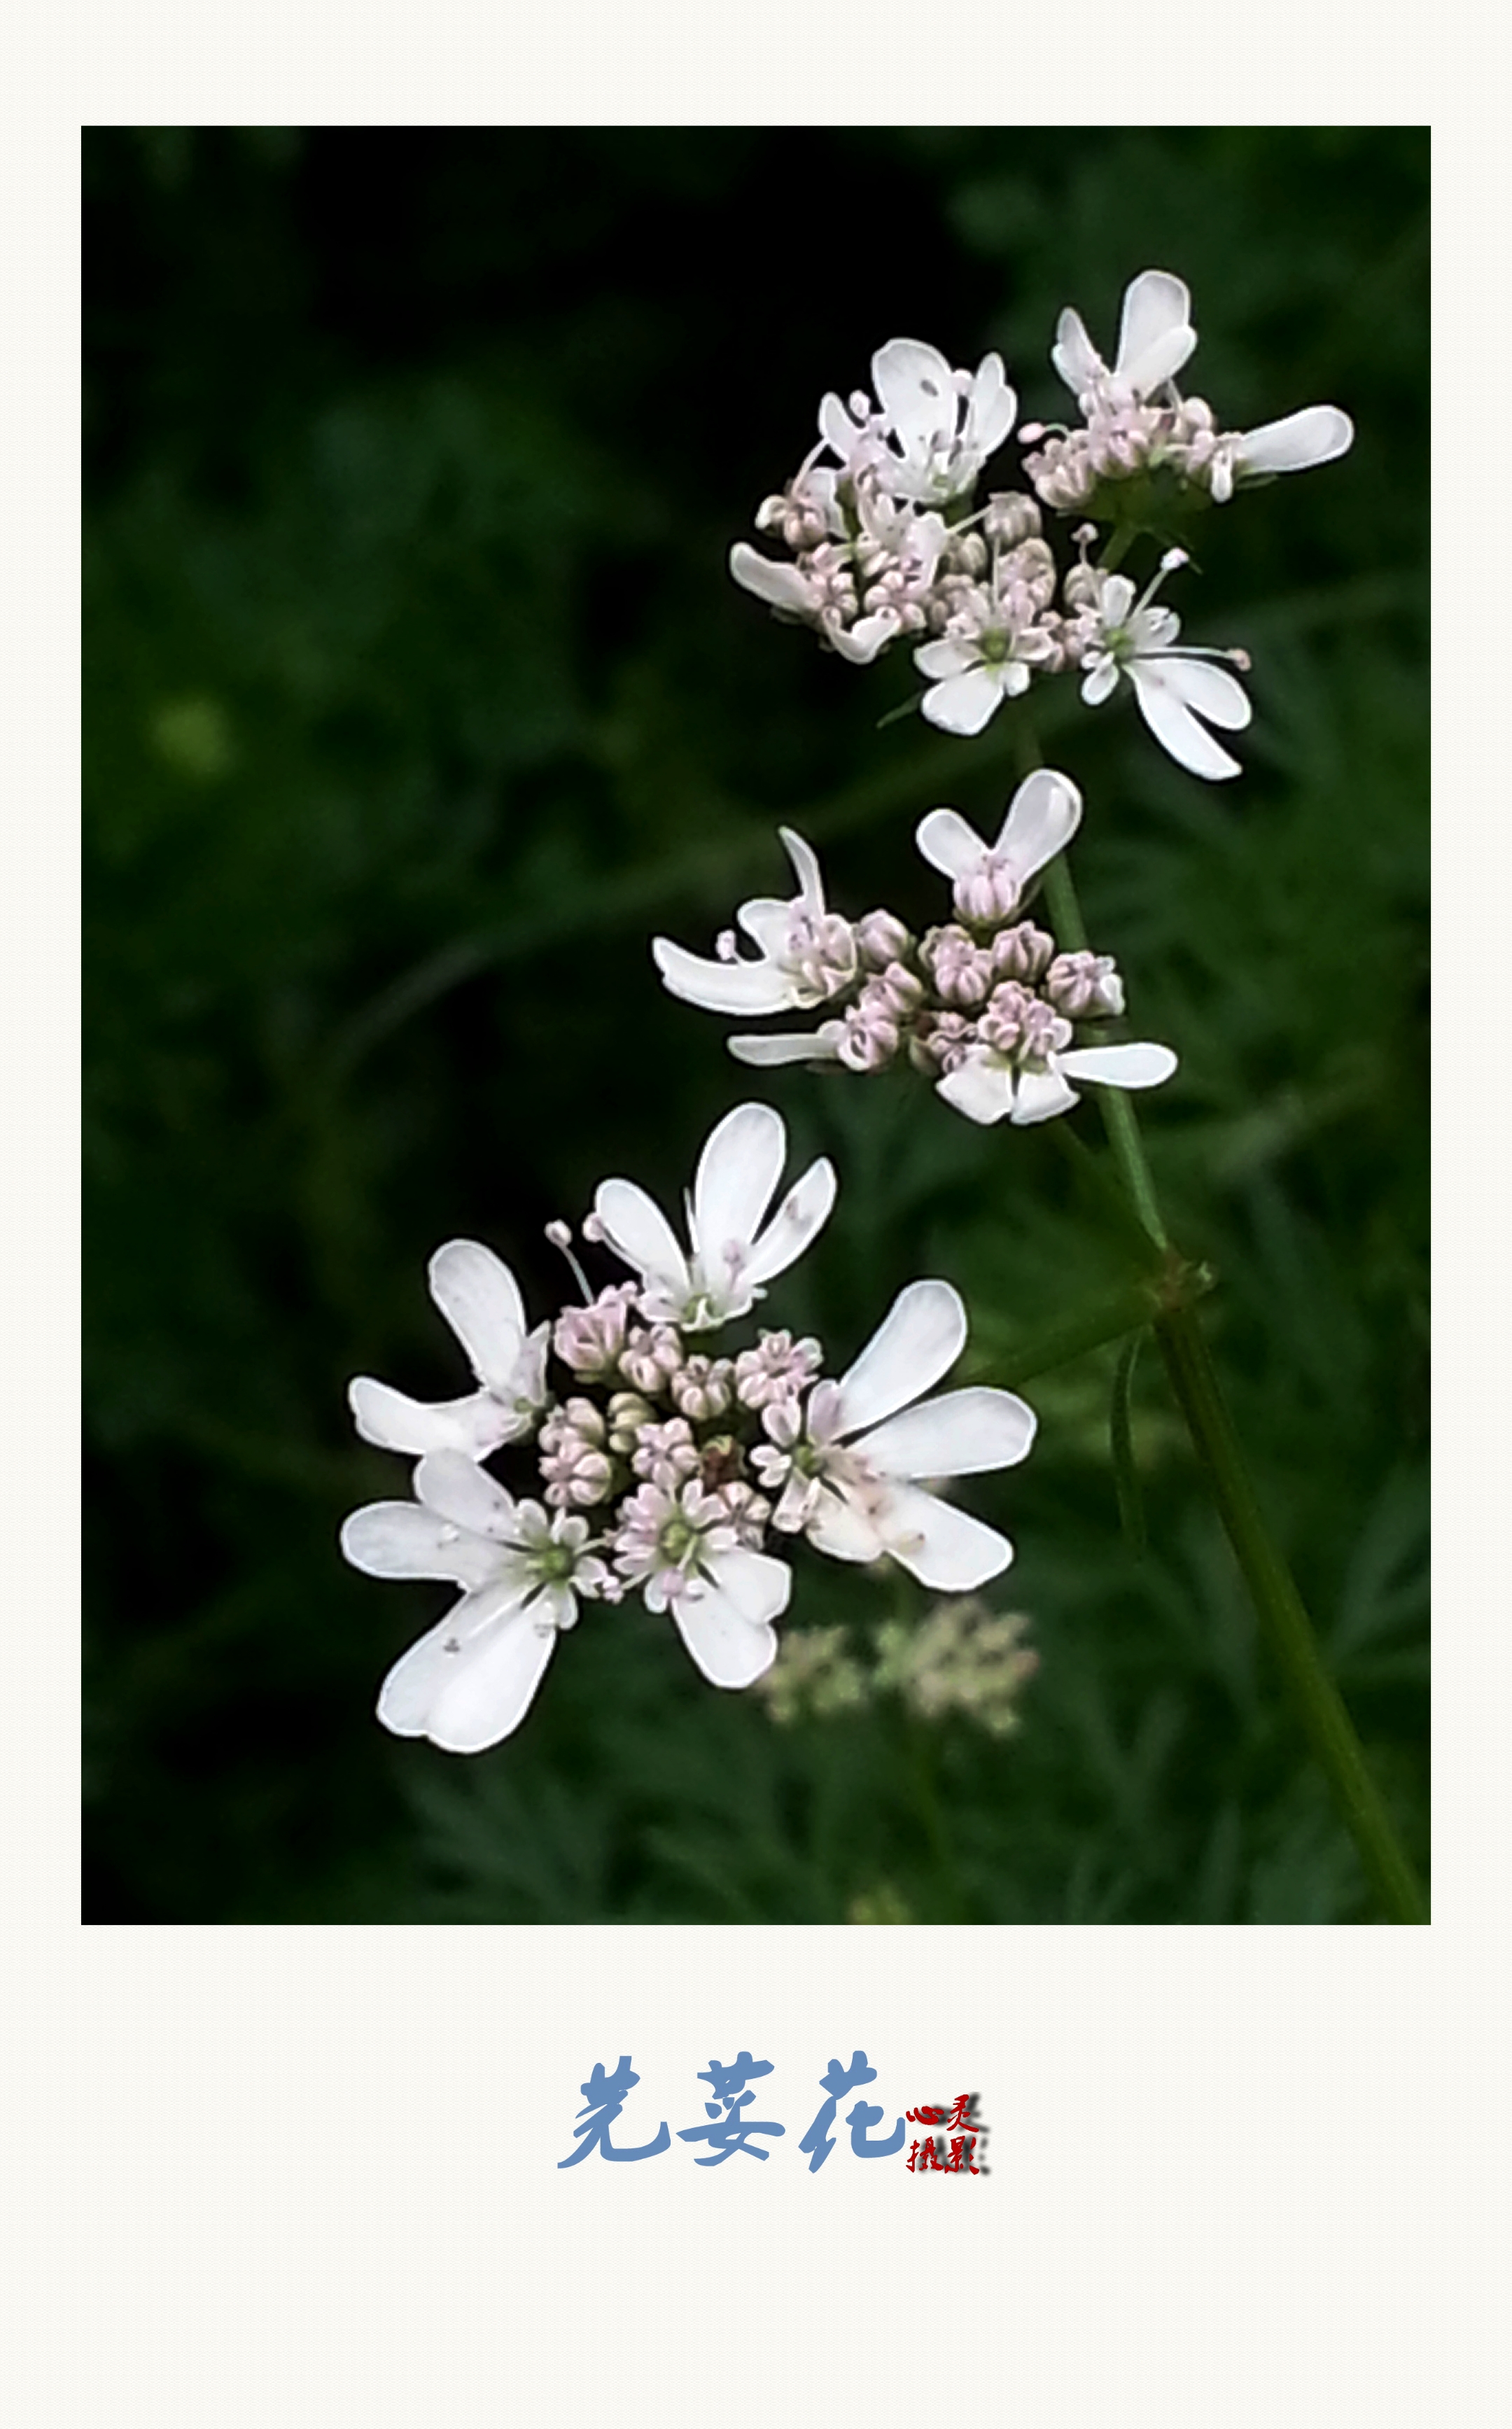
[83,127,1427,1923]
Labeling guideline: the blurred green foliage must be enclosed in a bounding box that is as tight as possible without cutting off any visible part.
[84,128,1427,1921]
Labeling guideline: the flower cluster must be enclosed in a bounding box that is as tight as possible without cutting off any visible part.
[755,1598,1038,1739]
[342,1106,1036,1751]
[1026,268,1353,517]
[653,771,1177,1126]
[729,274,1352,778]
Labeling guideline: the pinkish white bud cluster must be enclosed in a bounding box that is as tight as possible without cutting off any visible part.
[729,289,1351,768]
[723,851,1132,1095]
[376,1231,846,1641]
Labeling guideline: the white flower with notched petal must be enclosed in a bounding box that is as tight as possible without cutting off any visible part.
[821,338,1018,505]
[342,1450,612,1752]
[1075,552,1252,782]
[593,1102,836,1334]
[1051,270,1196,411]
[652,828,855,1018]
[913,617,1060,738]
[612,1478,790,1688]
[349,1240,550,1460]
[934,997,1177,1128]
[1184,402,1354,506]
[754,1280,1036,1590]
[915,769,1082,922]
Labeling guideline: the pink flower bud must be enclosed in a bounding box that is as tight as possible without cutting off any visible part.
[954,856,1023,926]
[854,908,912,969]
[990,922,1056,983]
[1043,950,1125,1019]
[924,924,995,1007]
[909,1010,976,1076]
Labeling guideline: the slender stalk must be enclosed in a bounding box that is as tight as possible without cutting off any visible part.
[1032,834,1427,1921]
[1040,855,1169,1249]
[1156,1304,1427,1924]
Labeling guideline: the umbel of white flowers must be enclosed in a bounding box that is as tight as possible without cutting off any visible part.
[342,1105,1036,1753]
[729,272,1352,778]
[653,770,1177,1126]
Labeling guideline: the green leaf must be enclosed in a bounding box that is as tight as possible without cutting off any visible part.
[1110,1331,1149,1561]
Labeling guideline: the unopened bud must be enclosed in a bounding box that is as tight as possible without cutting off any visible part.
[854,907,912,969]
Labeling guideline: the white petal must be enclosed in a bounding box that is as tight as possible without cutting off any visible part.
[728,1030,841,1067]
[427,1242,525,1394]
[414,1449,521,1540]
[964,353,1016,456]
[920,666,1007,737]
[1128,663,1243,781]
[1162,656,1251,731]
[833,1278,966,1439]
[1009,1065,1081,1126]
[692,1102,786,1274]
[995,767,1082,885]
[742,1156,838,1290]
[778,826,826,917]
[729,543,815,613]
[818,390,864,461]
[347,1378,516,1460]
[805,1484,887,1566]
[934,1058,1016,1126]
[913,637,975,682]
[1080,657,1120,708]
[341,1502,503,1588]
[1115,270,1195,392]
[375,1579,537,1738]
[853,1386,1037,1480]
[915,804,988,881]
[1236,405,1353,478]
[1051,307,1102,397]
[876,1483,1014,1592]
[734,896,792,955]
[651,937,797,1016]
[827,611,898,665]
[424,1604,560,1753]
[1100,573,1136,626]
[872,337,956,454]
[1058,1042,1178,1093]
[592,1178,691,1298]
[672,1549,790,1687]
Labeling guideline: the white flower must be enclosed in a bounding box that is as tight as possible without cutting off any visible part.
[593,1101,836,1333]
[915,769,1082,921]
[822,339,1017,505]
[342,1451,610,1753]
[612,1478,791,1688]
[913,622,1058,736]
[1077,556,1252,781]
[728,542,901,665]
[757,1279,1036,1591]
[348,1241,550,1460]
[1197,403,1354,505]
[935,1032,1177,1128]
[652,828,856,1018]
[1051,270,1196,411]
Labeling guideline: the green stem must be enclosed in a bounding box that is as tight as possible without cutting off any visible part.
[1030,823,1426,1921]
[1039,854,1169,1249]
[1156,1303,1427,1924]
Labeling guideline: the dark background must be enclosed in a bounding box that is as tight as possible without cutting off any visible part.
[83,127,1427,1922]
